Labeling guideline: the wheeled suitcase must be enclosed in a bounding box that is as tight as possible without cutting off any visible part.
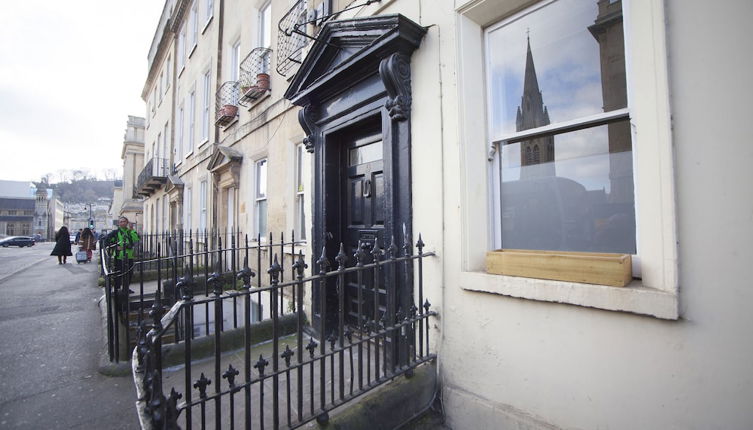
[76,249,88,264]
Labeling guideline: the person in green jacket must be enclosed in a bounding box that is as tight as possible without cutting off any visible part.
[106,216,140,292]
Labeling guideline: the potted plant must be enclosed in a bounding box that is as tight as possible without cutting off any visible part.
[221,104,238,118]
[256,73,270,91]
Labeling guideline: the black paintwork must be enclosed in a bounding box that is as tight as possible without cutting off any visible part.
[285,14,426,337]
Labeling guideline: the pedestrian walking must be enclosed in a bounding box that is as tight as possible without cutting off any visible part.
[50,226,73,264]
[74,228,82,244]
[78,227,97,262]
[105,216,140,293]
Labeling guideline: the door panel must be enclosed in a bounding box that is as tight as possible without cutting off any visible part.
[342,132,385,327]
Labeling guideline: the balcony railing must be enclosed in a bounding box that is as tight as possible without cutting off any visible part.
[239,48,273,107]
[216,81,240,127]
[135,157,170,196]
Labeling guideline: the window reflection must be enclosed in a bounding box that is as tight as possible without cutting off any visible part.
[490,0,635,254]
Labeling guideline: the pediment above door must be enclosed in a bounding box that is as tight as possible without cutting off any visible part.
[208,145,243,188]
[284,14,427,106]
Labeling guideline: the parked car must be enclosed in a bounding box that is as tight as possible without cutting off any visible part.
[0,236,35,247]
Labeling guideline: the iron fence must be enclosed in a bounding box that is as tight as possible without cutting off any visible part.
[101,230,436,429]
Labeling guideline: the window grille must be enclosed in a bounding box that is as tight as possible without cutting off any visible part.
[276,0,310,76]
[215,81,239,127]
[239,48,273,106]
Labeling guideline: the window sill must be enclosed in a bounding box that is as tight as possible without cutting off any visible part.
[178,66,186,79]
[202,16,213,34]
[459,271,678,320]
[222,117,239,130]
[198,138,210,148]
[245,92,271,111]
[188,44,198,59]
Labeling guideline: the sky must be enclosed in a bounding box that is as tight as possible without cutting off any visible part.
[0,0,166,183]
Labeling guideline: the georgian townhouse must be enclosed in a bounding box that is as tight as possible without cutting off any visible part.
[132,0,753,428]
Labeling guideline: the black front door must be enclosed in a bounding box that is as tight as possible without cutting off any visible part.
[341,129,386,328]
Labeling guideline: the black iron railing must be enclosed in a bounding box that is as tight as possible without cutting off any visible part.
[101,229,436,429]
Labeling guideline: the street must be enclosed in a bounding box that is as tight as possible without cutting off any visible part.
[0,242,140,429]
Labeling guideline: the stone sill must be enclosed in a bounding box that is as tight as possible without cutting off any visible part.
[460,271,679,320]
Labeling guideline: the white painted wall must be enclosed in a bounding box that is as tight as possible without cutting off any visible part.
[401,0,753,428]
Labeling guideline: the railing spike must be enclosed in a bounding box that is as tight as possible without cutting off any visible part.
[317,246,330,275]
[293,250,308,278]
[306,339,318,358]
[254,354,269,375]
[268,254,282,282]
[335,243,347,270]
[281,344,294,367]
[222,364,239,388]
[388,235,398,259]
[193,373,211,398]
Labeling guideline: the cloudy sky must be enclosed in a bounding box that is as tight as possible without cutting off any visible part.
[0,0,165,182]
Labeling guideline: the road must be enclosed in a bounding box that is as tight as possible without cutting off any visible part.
[0,242,140,429]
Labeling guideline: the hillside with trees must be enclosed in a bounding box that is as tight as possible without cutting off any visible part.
[35,169,118,203]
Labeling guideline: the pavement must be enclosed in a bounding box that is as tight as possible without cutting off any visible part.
[0,242,140,429]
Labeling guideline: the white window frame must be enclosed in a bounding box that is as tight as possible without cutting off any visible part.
[176,101,184,163]
[199,180,207,233]
[230,40,241,81]
[189,1,199,56]
[456,0,678,319]
[178,27,186,73]
[158,71,164,104]
[184,186,192,231]
[163,197,169,234]
[187,85,196,156]
[201,69,211,144]
[259,2,272,73]
[255,158,268,239]
[156,197,161,234]
[165,56,171,92]
[295,143,306,241]
[203,0,214,32]
[163,122,169,171]
[156,132,162,161]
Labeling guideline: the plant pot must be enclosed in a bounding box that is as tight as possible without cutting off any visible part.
[222,104,238,117]
[256,73,270,91]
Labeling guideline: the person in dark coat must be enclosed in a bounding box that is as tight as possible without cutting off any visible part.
[51,226,73,264]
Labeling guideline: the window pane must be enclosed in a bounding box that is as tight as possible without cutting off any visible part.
[256,160,267,197]
[499,120,634,254]
[487,0,626,137]
[296,144,303,191]
[261,4,272,48]
[257,200,267,237]
[297,195,306,240]
[349,141,382,166]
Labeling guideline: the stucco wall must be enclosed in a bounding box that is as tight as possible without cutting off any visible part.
[406,0,753,428]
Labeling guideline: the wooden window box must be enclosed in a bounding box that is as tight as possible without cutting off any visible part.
[485,249,632,287]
